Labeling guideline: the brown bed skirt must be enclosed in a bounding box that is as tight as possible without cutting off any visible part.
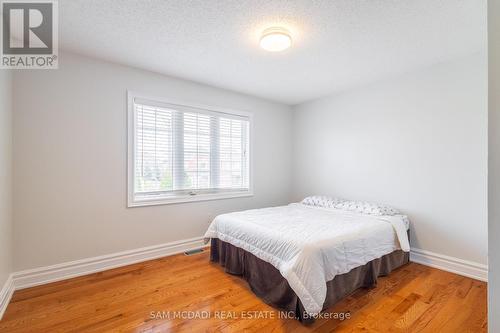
[210,238,409,322]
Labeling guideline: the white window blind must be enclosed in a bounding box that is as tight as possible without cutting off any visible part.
[129,96,251,206]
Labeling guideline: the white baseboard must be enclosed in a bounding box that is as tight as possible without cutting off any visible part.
[410,248,488,282]
[12,236,206,290]
[0,274,15,320]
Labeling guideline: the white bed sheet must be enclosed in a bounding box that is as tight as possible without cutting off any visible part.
[204,203,410,315]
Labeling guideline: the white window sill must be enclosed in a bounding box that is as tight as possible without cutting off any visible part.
[128,191,254,207]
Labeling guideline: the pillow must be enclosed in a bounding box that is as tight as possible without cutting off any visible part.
[335,200,400,216]
[301,195,346,209]
[301,195,399,216]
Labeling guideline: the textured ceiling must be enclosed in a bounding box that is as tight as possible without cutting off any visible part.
[59,0,486,105]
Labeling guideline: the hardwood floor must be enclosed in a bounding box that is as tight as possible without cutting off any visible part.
[0,250,487,332]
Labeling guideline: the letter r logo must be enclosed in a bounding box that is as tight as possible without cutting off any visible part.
[2,2,53,54]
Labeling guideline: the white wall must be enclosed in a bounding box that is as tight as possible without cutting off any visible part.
[488,0,500,330]
[292,54,488,265]
[13,52,293,271]
[0,70,13,287]
[9,50,489,281]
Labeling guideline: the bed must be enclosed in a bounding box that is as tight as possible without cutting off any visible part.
[204,197,410,321]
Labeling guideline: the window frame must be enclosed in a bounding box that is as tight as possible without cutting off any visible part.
[127,91,254,207]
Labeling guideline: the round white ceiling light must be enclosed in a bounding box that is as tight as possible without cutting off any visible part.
[259,27,292,52]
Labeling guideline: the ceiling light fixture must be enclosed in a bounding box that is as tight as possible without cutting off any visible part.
[259,27,292,52]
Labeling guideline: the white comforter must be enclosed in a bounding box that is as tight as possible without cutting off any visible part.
[204,203,410,315]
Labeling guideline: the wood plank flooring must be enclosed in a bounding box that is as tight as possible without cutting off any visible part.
[0,250,487,332]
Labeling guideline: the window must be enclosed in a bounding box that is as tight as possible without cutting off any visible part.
[128,93,252,206]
